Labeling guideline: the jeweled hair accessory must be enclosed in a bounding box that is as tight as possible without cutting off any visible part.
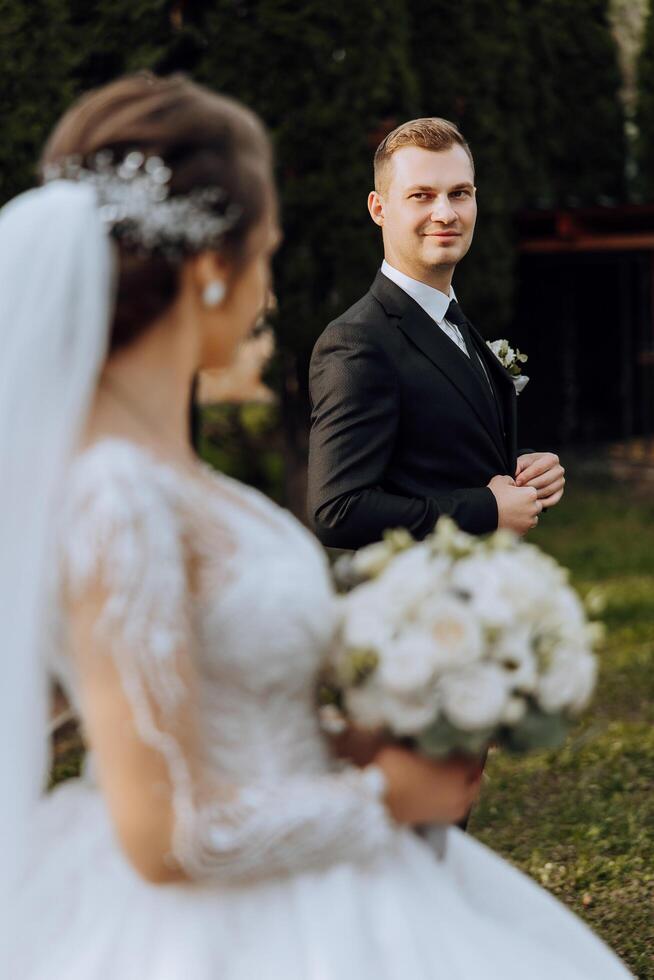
[42,150,242,259]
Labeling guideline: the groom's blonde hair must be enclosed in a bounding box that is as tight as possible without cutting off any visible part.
[374,117,474,193]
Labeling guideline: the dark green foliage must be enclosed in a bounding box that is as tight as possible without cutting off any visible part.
[194,0,419,347]
[0,0,74,200]
[0,0,203,204]
[197,402,285,500]
[189,0,417,502]
[408,0,625,332]
[0,0,628,505]
[66,0,204,91]
[636,1,654,200]
[408,0,534,331]
[521,0,626,208]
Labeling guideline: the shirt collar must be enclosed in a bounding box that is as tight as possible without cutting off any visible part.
[381,259,455,325]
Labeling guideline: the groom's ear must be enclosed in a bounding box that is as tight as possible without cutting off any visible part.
[368,190,385,227]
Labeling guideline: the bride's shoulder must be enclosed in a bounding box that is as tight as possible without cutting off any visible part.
[59,438,192,657]
[61,438,186,586]
[65,437,183,510]
[68,435,168,485]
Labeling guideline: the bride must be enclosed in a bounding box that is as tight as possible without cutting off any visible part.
[0,73,632,979]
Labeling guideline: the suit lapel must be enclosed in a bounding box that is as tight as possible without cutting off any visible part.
[371,273,511,468]
[470,325,518,467]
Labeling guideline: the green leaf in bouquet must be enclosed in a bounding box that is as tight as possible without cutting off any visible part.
[316,679,343,709]
[504,705,570,754]
[381,528,415,552]
[416,717,494,758]
[340,647,379,687]
[427,516,478,560]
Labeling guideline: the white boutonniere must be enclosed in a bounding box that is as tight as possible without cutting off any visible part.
[487,339,529,394]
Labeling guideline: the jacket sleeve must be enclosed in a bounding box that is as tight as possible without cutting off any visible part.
[307,322,497,549]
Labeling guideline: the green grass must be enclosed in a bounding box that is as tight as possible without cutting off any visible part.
[470,476,654,978]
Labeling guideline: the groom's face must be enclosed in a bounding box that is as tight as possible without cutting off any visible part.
[370,144,477,283]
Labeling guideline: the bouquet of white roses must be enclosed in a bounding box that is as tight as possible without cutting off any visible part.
[321,519,600,757]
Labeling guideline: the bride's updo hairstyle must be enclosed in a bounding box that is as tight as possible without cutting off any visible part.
[41,73,274,352]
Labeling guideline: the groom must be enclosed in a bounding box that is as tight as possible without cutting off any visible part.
[308,118,564,550]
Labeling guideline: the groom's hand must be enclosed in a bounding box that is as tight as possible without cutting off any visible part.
[515,453,565,510]
[488,475,542,535]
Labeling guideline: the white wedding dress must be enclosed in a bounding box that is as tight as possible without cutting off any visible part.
[9,438,631,979]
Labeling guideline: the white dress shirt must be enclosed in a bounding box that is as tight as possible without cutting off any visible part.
[380,260,469,357]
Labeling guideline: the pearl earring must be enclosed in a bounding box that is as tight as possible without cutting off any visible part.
[202,280,226,308]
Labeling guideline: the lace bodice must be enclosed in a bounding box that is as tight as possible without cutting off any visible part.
[53,439,392,882]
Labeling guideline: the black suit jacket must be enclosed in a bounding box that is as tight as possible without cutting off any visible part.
[308,271,521,549]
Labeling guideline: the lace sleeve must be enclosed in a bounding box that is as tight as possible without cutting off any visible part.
[62,442,393,884]
[176,764,391,882]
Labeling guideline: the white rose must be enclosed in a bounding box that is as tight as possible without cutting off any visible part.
[415,595,484,670]
[381,690,439,736]
[547,586,588,641]
[491,628,539,693]
[491,551,557,616]
[439,662,510,731]
[377,629,442,694]
[532,589,592,665]
[345,683,438,736]
[342,606,394,650]
[451,556,513,628]
[375,545,448,611]
[345,684,388,730]
[536,648,598,714]
[341,585,398,649]
[351,540,395,578]
[453,549,565,630]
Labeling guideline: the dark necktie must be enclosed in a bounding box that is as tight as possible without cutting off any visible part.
[445,300,505,438]
[445,300,493,394]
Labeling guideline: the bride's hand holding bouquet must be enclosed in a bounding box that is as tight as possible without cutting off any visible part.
[329,725,484,826]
